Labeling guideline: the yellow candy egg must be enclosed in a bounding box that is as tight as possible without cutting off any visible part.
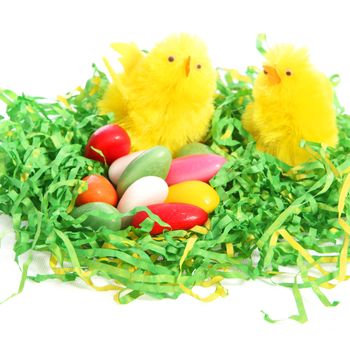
[165,180,220,213]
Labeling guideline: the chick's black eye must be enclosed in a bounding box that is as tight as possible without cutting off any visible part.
[286,70,292,76]
[168,56,175,62]
[196,64,202,69]
[263,70,268,75]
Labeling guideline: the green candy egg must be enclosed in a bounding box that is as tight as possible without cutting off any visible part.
[117,146,172,197]
[175,143,215,158]
[71,202,122,231]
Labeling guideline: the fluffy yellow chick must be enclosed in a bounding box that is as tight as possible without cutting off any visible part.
[99,34,216,153]
[242,44,338,166]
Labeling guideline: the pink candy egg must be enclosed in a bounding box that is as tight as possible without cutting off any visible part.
[165,154,226,186]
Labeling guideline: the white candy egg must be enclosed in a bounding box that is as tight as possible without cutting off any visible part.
[108,150,144,185]
[117,176,169,213]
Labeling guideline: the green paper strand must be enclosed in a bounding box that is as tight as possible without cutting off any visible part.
[1,58,350,323]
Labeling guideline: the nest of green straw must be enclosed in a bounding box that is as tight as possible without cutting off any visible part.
[1,63,350,323]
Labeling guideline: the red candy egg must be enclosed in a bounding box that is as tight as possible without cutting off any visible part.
[85,124,131,165]
[131,203,208,235]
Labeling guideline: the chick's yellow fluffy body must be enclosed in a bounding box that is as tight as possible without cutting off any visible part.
[242,45,338,166]
[99,34,216,153]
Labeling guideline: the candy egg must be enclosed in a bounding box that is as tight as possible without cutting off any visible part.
[71,202,122,231]
[132,203,208,235]
[165,181,220,213]
[108,150,144,185]
[85,124,131,165]
[166,154,227,186]
[117,176,169,213]
[75,174,118,206]
[117,146,172,197]
[175,142,215,158]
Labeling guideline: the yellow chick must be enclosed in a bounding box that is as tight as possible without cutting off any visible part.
[242,44,338,166]
[99,33,216,153]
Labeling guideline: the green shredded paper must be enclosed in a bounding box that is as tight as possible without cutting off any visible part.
[1,38,350,323]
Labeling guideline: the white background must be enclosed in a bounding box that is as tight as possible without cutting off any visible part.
[1,0,350,349]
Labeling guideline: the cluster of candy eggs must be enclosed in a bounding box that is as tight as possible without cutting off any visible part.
[72,124,226,235]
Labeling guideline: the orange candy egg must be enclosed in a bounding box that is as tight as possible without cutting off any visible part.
[76,175,118,206]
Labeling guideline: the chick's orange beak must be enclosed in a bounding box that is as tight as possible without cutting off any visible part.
[185,56,191,77]
[263,65,281,85]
